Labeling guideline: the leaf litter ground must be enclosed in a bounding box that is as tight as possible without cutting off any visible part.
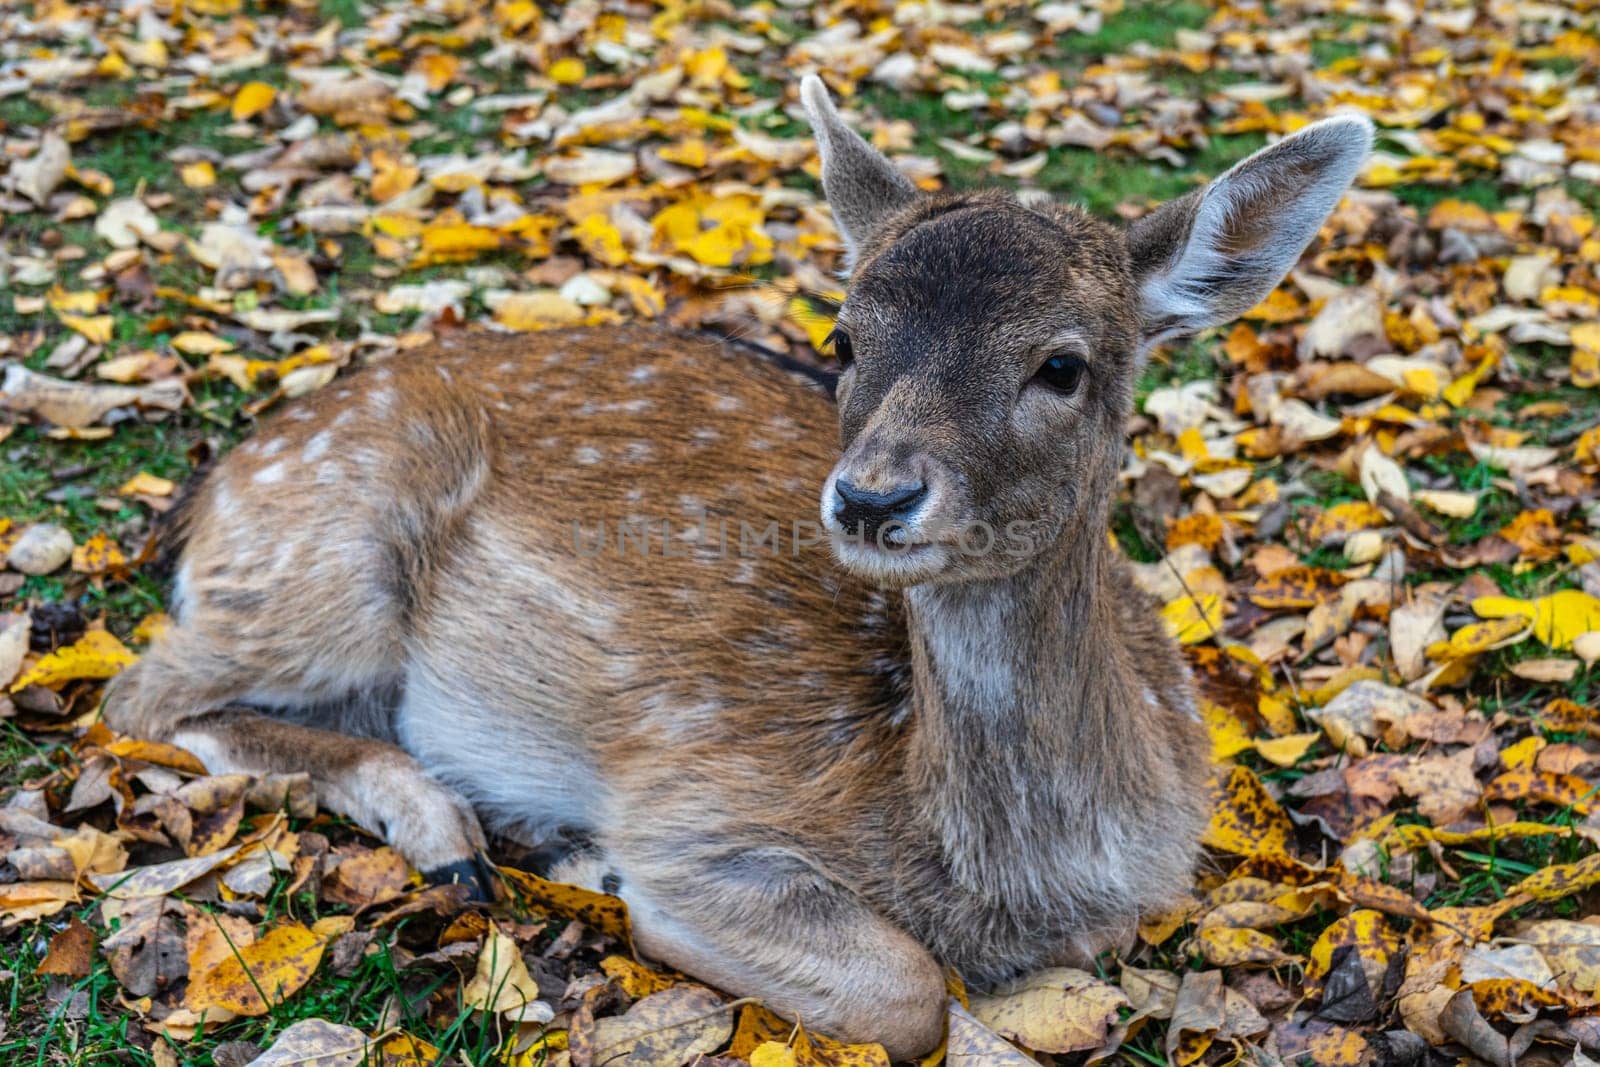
[2,0,1600,1064]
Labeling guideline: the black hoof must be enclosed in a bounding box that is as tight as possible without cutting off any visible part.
[423,855,496,902]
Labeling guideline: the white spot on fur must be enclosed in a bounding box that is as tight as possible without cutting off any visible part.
[302,431,332,463]
[253,463,286,485]
[574,446,602,465]
[170,561,194,623]
[369,388,395,412]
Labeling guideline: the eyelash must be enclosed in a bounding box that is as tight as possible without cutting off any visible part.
[823,328,854,367]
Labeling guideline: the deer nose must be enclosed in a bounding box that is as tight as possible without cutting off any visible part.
[833,479,927,542]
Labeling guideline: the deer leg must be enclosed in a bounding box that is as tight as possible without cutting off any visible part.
[605,841,948,1060]
[104,642,491,895]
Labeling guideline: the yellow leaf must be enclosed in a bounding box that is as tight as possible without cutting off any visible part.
[1413,489,1479,518]
[729,1003,890,1067]
[71,532,127,575]
[1305,500,1386,544]
[1426,199,1495,231]
[570,214,630,267]
[1575,427,1600,468]
[1201,701,1252,762]
[605,273,665,317]
[1574,347,1600,389]
[1166,512,1223,551]
[57,313,113,344]
[131,612,171,643]
[179,161,216,189]
[1511,853,1600,903]
[600,955,678,999]
[1162,593,1222,645]
[1195,924,1287,966]
[186,923,324,1016]
[231,81,276,121]
[171,331,234,355]
[1473,590,1600,650]
[1426,615,1528,661]
[47,287,104,314]
[1307,910,1399,992]
[416,222,502,264]
[1203,767,1292,857]
[659,139,709,168]
[370,150,420,203]
[652,195,774,268]
[751,1043,799,1067]
[496,866,630,939]
[13,630,136,691]
[550,57,586,85]
[1500,736,1545,771]
[415,52,459,91]
[494,292,585,331]
[1258,694,1298,736]
[1254,732,1319,768]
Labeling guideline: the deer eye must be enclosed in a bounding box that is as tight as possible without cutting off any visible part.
[825,328,854,368]
[1033,352,1086,395]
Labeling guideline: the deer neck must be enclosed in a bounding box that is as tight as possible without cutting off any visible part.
[899,504,1149,901]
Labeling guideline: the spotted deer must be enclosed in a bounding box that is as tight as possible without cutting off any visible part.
[105,77,1371,1057]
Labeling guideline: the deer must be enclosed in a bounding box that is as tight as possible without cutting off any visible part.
[103,76,1371,1058]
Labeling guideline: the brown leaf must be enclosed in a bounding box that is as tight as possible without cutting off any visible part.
[322,846,410,908]
[100,896,186,997]
[88,843,242,898]
[1,365,186,429]
[36,914,95,977]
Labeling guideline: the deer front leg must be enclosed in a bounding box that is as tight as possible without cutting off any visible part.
[609,841,948,1060]
[105,662,490,894]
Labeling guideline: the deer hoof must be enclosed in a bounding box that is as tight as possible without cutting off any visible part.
[424,854,497,902]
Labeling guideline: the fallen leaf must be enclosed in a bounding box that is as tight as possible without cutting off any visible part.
[463,925,551,1023]
[36,914,96,977]
[186,922,325,1016]
[12,629,135,690]
[244,1018,371,1067]
[584,983,733,1067]
[968,968,1130,1054]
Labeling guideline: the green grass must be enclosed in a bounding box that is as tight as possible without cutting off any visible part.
[1054,0,1213,57]
[1392,177,1503,214]
[0,909,524,1066]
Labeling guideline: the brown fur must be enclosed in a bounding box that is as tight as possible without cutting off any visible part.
[105,82,1372,1058]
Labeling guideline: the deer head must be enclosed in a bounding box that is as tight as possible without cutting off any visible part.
[800,75,1371,587]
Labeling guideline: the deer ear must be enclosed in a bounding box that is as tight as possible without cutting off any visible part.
[1128,113,1373,346]
[800,75,917,265]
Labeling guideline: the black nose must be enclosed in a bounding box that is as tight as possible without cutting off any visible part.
[833,479,927,542]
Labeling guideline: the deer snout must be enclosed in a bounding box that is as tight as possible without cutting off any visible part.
[832,478,926,542]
